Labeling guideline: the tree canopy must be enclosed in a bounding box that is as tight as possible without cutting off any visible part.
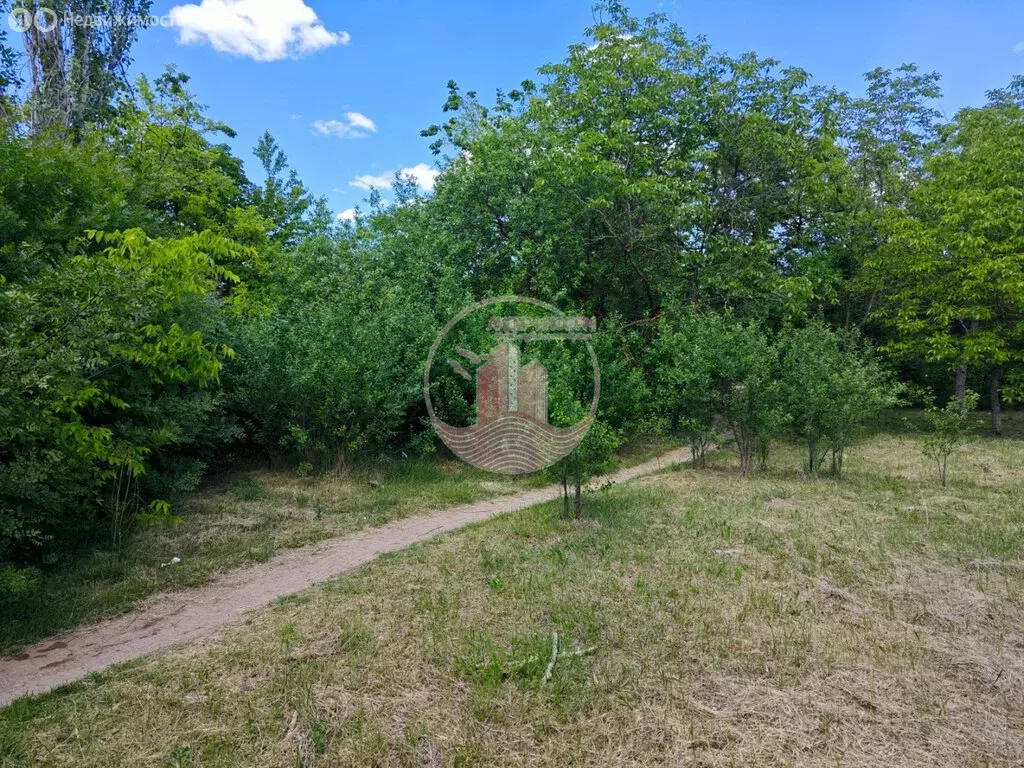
[0,2,1019,567]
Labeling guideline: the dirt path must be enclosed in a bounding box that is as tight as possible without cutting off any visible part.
[0,448,692,707]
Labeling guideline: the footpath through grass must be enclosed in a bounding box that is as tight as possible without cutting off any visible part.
[0,438,681,656]
[1,416,1022,766]
[0,456,550,656]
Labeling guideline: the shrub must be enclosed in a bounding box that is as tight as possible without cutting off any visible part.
[651,315,721,467]
[0,229,243,563]
[922,390,979,487]
[654,314,785,473]
[716,322,786,475]
[779,322,900,475]
[541,335,623,516]
[228,237,442,473]
[548,420,622,518]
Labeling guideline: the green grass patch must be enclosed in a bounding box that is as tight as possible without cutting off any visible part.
[2,416,1022,766]
[0,443,674,655]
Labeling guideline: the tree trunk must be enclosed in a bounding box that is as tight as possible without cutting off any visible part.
[954,320,980,411]
[991,365,1005,436]
[739,435,751,476]
[954,364,968,410]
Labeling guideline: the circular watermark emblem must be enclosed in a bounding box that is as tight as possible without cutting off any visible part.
[424,296,600,475]
[33,6,58,32]
[7,7,33,32]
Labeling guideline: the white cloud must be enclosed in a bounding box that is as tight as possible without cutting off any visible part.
[349,173,391,191]
[168,0,350,61]
[348,163,440,193]
[312,112,377,139]
[399,163,440,191]
[337,208,358,222]
[1015,41,1024,54]
[345,111,377,132]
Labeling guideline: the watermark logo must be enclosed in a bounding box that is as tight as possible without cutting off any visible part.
[6,6,173,31]
[7,7,32,32]
[32,6,57,32]
[424,296,600,475]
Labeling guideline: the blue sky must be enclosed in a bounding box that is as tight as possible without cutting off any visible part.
[29,1,1024,220]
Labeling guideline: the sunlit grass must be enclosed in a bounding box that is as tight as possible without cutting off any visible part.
[1,415,1021,766]
[0,455,548,655]
[0,436,675,655]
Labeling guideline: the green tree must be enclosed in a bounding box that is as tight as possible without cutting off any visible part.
[830,65,942,328]
[654,314,785,474]
[652,314,721,467]
[0,123,137,282]
[716,322,786,475]
[112,69,251,237]
[0,229,244,563]
[421,3,845,326]
[16,0,153,136]
[780,322,899,475]
[228,235,451,471]
[250,131,319,248]
[873,78,1024,434]
[550,421,622,519]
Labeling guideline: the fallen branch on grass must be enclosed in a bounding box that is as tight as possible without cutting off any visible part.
[543,632,560,684]
[469,639,597,678]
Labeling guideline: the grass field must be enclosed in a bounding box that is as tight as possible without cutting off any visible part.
[0,456,554,655]
[0,437,682,656]
[1,416,1022,766]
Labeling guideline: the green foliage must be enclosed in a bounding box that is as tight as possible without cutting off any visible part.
[250,131,322,247]
[654,313,784,473]
[420,4,859,325]
[112,69,251,238]
[228,236,453,473]
[538,330,626,516]
[652,314,721,466]
[0,229,244,562]
[872,79,1024,432]
[922,390,979,487]
[716,323,786,475]
[17,0,153,135]
[548,421,623,519]
[585,319,651,434]
[832,65,942,327]
[0,125,137,282]
[779,322,900,475]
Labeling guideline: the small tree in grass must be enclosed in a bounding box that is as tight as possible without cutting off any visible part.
[550,420,622,518]
[652,316,720,468]
[716,323,787,475]
[922,390,979,487]
[544,342,622,518]
[823,336,903,475]
[780,322,900,476]
[654,315,787,474]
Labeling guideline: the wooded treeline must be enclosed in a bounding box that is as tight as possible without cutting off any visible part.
[1,2,1022,565]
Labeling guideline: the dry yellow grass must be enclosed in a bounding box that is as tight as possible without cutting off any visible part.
[1,420,1022,766]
